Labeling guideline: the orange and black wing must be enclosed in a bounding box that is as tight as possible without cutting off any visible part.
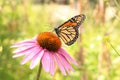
[55,14,85,46]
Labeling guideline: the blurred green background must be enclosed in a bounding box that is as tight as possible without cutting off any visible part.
[0,0,120,80]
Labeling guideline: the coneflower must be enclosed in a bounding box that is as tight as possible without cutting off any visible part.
[11,32,77,79]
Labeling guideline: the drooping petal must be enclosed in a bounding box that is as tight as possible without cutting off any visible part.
[13,47,37,58]
[53,53,66,76]
[13,48,34,58]
[58,53,74,74]
[21,46,41,64]
[30,50,44,69]
[42,50,50,72]
[11,42,36,48]
[11,39,36,48]
[49,52,55,76]
[13,45,36,53]
[13,52,25,58]
[58,48,78,66]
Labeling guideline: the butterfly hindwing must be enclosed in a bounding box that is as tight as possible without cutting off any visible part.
[55,14,85,46]
[58,26,79,45]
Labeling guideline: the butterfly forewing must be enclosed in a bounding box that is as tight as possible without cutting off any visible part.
[55,14,85,46]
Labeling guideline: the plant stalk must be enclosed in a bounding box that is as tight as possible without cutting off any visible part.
[36,61,42,80]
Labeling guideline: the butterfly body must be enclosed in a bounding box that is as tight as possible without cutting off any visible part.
[55,14,85,46]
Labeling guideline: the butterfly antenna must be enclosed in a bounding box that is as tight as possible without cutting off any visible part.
[107,40,120,56]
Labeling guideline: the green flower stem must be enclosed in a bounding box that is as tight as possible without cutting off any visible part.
[107,40,120,56]
[36,61,42,80]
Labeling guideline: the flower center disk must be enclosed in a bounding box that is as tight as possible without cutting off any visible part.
[37,32,61,52]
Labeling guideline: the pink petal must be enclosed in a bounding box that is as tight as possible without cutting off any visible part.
[58,48,78,66]
[58,53,74,74]
[13,46,35,58]
[53,53,66,76]
[13,53,25,58]
[11,39,36,48]
[11,42,36,48]
[42,51,50,72]
[30,50,44,69]
[13,48,33,58]
[13,45,36,53]
[21,46,41,64]
[49,52,55,76]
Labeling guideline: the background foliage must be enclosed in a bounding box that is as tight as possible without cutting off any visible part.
[0,0,120,80]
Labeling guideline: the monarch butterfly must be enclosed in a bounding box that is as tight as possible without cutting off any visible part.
[55,14,86,46]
